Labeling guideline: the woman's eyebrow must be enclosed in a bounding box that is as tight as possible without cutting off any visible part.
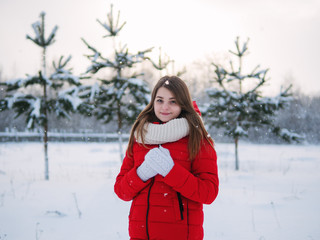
[156,96,176,100]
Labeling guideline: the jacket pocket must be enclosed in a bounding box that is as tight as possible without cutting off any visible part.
[173,192,184,221]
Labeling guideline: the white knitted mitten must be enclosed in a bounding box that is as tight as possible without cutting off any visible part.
[145,146,174,177]
[137,159,157,182]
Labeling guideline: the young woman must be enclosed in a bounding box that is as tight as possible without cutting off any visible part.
[114,76,219,240]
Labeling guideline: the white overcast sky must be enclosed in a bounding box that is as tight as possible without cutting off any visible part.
[0,0,319,95]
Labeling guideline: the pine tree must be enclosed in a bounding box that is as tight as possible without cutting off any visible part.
[0,12,83,180]
[79,5,152,160]
[203,37,303,170]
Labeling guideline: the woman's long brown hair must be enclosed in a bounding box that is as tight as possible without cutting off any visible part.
[127,75,214,160]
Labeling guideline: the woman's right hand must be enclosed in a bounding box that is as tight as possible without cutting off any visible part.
[136,152,158,182]
[137,146,174,182]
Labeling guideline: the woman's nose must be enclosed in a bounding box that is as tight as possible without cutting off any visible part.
[162,102,169,110]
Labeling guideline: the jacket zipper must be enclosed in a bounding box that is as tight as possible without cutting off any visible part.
[187,200,189,239]
[146,144,160,239]
[146,178,154,240]
[177,192,184,220]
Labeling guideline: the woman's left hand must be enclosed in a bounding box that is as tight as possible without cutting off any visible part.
[144,146,174,177]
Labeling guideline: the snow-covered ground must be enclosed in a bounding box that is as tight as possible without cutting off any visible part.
[0,142,319,240]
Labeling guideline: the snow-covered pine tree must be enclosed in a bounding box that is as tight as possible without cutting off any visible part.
[0,12,83,180]
[79,5,152,160]
[204,37,303,170]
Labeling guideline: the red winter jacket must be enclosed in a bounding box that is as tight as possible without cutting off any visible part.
[114,137,219,240]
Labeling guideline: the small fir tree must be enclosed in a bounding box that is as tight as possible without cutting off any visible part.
[79,5,152,160]
[204,37,302,170]
[0,12,83,180]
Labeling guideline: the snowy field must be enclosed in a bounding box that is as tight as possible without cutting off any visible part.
[0,142,319,240]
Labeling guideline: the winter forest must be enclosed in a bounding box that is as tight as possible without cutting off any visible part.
[0,3,320,240]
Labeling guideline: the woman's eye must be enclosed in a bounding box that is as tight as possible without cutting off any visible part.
[156,99,163,103]
[170,101,176,104]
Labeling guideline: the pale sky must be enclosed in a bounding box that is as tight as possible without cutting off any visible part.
[0,0,320,95]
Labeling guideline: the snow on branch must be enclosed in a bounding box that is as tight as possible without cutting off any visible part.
[59,93,83,111]
[26,98,41,129]
[82,40,152,74]
[6,76,34,89]
[6,92,26,109]
[50,56,80,86]
[273,127,304,143]
[4,74,52,91]
[26,12,58,47]
[97,4,126,37]
[229,36,249,57]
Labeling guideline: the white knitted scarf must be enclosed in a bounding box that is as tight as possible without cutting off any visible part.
[135,118,190,145]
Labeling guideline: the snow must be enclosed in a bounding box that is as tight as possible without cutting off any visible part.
[7,76,34,88]
[6,92,24,109]
[58,87,83,111]
[46,25,58,44]
[30,98,41,118]
[26,98,41,129]
[60,93,83,111]
[280,128,303,140]
[50,73,79,84]
[0,142,319,240]
[31,21,41,40]
[234,125,247,135]
[90,82,100,102]
[128,78,144,87]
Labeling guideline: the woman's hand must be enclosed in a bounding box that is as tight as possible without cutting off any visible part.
[136,157,158,182]
[142,146,174,178]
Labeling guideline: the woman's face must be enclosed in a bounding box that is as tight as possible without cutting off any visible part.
[154,87,182,123]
